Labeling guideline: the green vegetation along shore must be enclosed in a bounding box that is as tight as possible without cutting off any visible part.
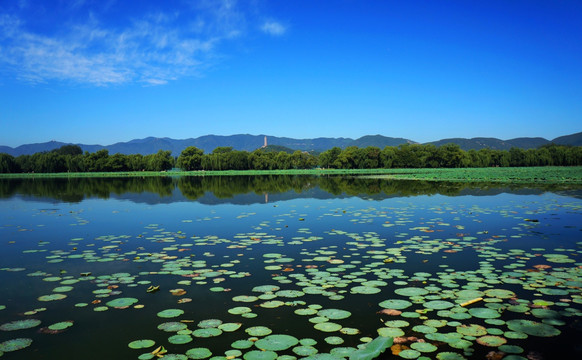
[1,167,581,184]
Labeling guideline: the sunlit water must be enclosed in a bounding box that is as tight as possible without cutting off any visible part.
[1,176,581,360]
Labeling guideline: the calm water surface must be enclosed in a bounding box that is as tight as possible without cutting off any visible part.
[0,176,581,360]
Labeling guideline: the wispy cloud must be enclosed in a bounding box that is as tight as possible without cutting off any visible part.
[0,2,251,86]
[260,20,287,36]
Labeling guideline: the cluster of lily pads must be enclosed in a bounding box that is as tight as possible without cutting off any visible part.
[1,193,581,360]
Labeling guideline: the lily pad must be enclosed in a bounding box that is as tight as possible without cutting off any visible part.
[185,347,212,359]
[506,319,561,337]
[254,334,299,351]
[168,334,193,345]
[128,339,156,349]
[0,319,41,331]
[245,326,272,337]
[0,338,33,352]
[314,322,342,332]
[48,321,74,331]
[106,297,139,308]
[158,322,188,332]
[468,307,501,319]
[476,335,507,347]
[378,299,413,310]
[157,309,184,318]
[317,309,351,320]
[243,350,278,360]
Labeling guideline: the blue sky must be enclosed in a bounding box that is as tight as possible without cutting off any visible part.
[1,0,581,147]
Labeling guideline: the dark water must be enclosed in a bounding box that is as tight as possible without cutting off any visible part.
[0,176,581,360]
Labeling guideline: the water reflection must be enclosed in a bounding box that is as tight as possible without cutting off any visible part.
[1,175,581,204]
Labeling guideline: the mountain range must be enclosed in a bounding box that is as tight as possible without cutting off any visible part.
[1,132,581,157]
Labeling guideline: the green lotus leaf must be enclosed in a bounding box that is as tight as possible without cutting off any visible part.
[106,297,139,308]
[245,326,272,337]
[435,352,467,360]
[243,350,278,360]
[218,322,242,332]
[275,290,304,298]
[231,340,254,349]
[254,334,299,351]
[168,334,193,345]
[314,322,342,332]
[158,322,188,332]
[47,321,74,331]
[484,289,515,299]
[383,320,409,328]
[128,339,155,349]
[476,335,507,347]
[378,299,412,310]
[410,342,437,352]
[157,309,184,318]
[197,319,222,328]
[317,309,351,320]
[377,327,404,337]
[506,319,561,337]
[192,328,222,338]
[468,307,501,319]
[185,347,212,359]
[348,335,393,360]
[38,294,67,301]
[398,349,421,359]
[0,338,33,352]
[252,285,281,293]
[228,306,252,315]
[325,336,344,345]
[424,300,454,310]
[0,319,41,331]
[260,301,285,308]
[52,286,74,292]
[350,286,381,295]
[456,324,487,337]
[293,345,318,356]
[395,287,429,297]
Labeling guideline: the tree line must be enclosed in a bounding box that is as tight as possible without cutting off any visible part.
[0,145,173,173]
[1,143,581,173]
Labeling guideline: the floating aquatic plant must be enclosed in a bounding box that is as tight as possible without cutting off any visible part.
[0,338,33,352]
[0,319,41,331]
[128,339,155,349]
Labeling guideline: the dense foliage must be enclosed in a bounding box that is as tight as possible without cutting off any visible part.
[1,143,581,173]
[0,145,173,173]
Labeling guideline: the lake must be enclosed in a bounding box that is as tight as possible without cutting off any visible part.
[1,176,581,360]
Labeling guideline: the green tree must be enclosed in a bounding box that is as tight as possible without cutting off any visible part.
[177,146,204,171]
[380,146,396,168]
[0,153,19,173]
[53,144,83,156]
[318,147,342,169]
[438,143,465,168]
[146,150,173,171]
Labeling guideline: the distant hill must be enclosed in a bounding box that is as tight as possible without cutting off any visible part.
[553,131,582,146]
[348,135,414,148]
[426,137,551,151]
[1,132,580,156]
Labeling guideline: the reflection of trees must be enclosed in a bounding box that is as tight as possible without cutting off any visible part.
[178,175,318,200]
[0,177,175,203]
[1,175,581,203]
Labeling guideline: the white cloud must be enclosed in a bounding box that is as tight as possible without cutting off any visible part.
[0,3,246,86]
[260,20,286,36]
